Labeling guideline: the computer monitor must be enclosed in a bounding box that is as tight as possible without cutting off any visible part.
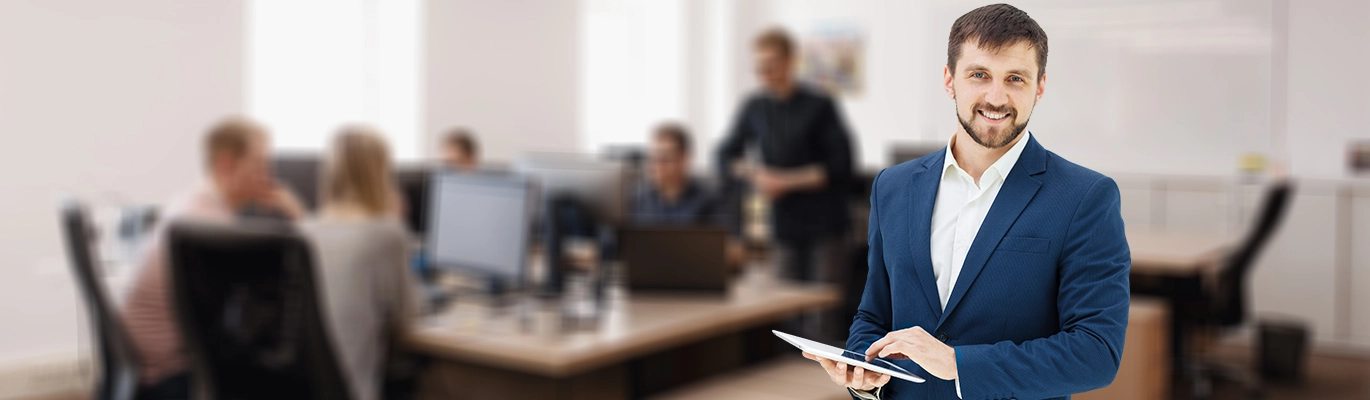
[272,154,321,211]
[425,172,534,282]
[394,164,432,237]
[515,153,627,224]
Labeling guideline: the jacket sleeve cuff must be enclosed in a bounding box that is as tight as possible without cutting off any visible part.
[955,346,963,398]
[848,387,881,400]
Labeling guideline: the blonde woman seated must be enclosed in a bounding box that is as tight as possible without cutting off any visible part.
[301,126,418,400]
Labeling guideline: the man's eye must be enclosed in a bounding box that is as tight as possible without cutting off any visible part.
[1009,76,1024,83]
[971,72,987,79]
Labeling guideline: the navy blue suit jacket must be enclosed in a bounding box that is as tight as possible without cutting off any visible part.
[848,136,1130,400]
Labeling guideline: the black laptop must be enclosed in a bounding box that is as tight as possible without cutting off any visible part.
[618,225,730,293]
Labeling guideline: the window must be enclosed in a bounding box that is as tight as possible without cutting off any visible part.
[580,0,686,153]
[247,0,422,160]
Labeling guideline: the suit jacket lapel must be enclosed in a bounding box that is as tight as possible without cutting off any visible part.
[936,136,1048,328]
[906,152,945,320]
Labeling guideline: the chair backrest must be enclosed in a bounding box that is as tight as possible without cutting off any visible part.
[59,200,141,400]
[1215,180,1295,326]
[167,219,352,400]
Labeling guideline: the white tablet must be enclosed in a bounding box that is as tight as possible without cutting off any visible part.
[773,330,926,383]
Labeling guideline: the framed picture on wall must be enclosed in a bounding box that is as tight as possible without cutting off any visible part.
[1350,140,1370,174]
[798,22,865,98]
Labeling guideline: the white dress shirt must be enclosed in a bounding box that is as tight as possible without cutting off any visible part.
[932,130,1031,311]
[853,131,1030,400]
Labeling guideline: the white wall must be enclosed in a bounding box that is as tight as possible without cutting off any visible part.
[1267,0,1370,348]
[637,0,1370,180]
[0,0,245,363]
[732,0,1275,174]
[1284,0,1370,179]
[424,0,583,164]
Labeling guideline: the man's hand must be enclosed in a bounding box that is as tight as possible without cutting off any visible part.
[802,352,891,392]
[256,182,306,220]
[730,159,758,179]
[865,327,958,380]
[753,165,827,201]
[754,169,790,201]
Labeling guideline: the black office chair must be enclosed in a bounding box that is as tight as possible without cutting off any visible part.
[60,200,142,400]
[1189,179,1295,398]
[166,220,352,400]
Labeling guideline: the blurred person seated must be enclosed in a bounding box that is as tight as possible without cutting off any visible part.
[299,126,420,400]
[440,127,480,172]
[632,123,747,270]
[630,123,725,225]
[119,117,305,399]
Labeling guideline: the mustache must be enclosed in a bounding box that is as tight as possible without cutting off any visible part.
[974,103,1015,115]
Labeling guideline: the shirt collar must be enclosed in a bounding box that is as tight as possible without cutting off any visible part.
[942,130,1033,181]
[763,83,807,103]
[647,179,699,203]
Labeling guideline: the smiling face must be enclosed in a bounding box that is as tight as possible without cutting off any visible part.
[754,47,794,96]
[944,40,1046,149]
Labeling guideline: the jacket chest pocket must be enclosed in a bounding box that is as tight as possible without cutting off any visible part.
[995,236,1050,254]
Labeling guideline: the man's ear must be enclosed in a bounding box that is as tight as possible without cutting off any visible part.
[943,65,955,99]
[1036,72,1047,100]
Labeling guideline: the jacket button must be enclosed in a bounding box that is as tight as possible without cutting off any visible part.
[937,332,948,342]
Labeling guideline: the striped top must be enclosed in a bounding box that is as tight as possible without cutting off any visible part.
[119,183,232,385]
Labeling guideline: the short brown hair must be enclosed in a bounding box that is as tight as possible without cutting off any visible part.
[652,122,692,154]
[753,27,795,59]
[947,4,1048,79]
[203,116,265,170]
[443,128,479,158]
[324,125,396,217]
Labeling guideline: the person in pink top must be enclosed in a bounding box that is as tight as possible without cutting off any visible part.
[119,117,304,398]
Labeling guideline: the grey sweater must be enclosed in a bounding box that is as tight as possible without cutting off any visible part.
[300,218,417,400]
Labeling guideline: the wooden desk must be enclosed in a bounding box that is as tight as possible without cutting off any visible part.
[1127,230,1234,389]
[1128,231,1232,276]
[406,276,839,399]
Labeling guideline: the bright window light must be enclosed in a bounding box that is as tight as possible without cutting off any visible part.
[247,0,422,160]
[581,0,686,153]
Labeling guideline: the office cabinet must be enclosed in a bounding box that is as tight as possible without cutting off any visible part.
[1116,177,1154,233]
[1162,182,1232,237]
[1230,182,1269,234]
[1349,190,1370,348]
[1118,176,1366,351]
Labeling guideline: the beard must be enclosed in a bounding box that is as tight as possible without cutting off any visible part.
[956,100,1030,149]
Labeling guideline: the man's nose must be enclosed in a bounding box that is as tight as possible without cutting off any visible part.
[984,82,1009,106]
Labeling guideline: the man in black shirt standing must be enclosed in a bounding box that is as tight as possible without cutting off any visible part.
[717,28,855,340]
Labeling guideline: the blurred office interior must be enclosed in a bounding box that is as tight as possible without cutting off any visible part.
[2,0,1370,399]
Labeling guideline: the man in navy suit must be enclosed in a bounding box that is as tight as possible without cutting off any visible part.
[802,4,1130,399]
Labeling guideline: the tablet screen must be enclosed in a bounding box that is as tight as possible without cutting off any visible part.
[773,330,922,382]
[838,349,916,376]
